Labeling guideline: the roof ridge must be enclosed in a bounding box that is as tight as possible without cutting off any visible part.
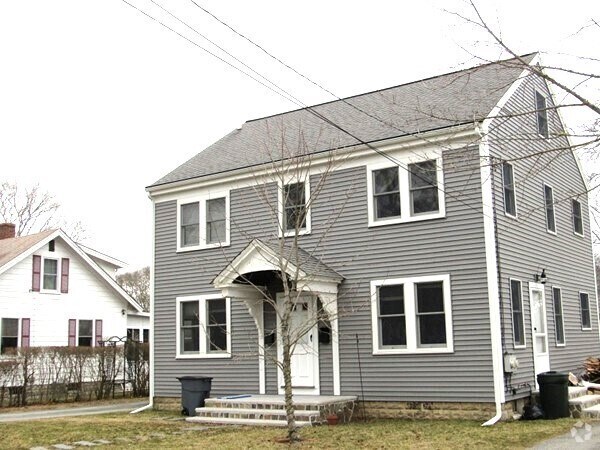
[245,53,537,124]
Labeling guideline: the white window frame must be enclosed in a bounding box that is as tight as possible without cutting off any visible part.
[543,183,557,235]
[0,318,21,355]
[366,157,445,227]
[502,162,518,218]
[579,291,592,331]
[509,278,526,349]
[535,89,549,138]
[370,274,453,355]
[77,319,94,347]
[278,178,312,237]
[41,256,60,293]
[551,286,566,347]
[176,295,232,359]
[176,191,230,252]
[572,199,584,237]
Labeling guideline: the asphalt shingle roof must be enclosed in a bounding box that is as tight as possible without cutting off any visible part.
[0,229,55,270]
[150,54,535,188]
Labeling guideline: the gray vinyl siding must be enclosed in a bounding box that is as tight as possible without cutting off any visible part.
[153,144,496,402]
[488,73,599,398]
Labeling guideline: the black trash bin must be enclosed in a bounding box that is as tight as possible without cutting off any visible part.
[537,371,569,419]
[176,376,212,416]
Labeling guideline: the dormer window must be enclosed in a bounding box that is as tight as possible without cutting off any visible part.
[535,90,549,138]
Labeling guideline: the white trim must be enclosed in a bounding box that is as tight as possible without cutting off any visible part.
[149,198,155,402]
[579,291,593,331]
[175,295,232,359]
[0,317,21,354]
[501,161,518,219]
[78,244,126,269]
[370,274,453,355]
[550,286,566,347]
[529,282,550,381]
[509,278,526,349]
[278,177,312,237]
[366,155,446,227]
[40,256,60,294]
[542,183,557,235]
[176,191,231,252]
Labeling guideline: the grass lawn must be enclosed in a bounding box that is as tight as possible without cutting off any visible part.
[0,410,576,449]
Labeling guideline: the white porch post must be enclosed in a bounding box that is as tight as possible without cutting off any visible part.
[318,292,341,396]
[220,285,266,394]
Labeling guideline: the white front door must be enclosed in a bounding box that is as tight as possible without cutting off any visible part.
[529,283,550,385]
[276,293,320,395]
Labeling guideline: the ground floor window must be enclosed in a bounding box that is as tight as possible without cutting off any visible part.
[552,287,565,345]
[176,295,231,358]
[370,274,453,354]
[1,318,18,354]
[510,279,525,347]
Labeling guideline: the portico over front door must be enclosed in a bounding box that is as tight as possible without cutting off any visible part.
[276,293,320,395]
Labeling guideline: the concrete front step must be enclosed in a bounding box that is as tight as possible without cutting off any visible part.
[196,406,320,421]
[581,404,600,419]
[569,386,589,399]
[186,416,313,427]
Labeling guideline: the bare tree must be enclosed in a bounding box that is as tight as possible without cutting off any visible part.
[0,181,86,241]
[117,267,150,311]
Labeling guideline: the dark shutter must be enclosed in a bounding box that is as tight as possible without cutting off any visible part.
[32,255,41,292]
[60,258,70,293]
[95,320,103,347]
[21,318,30,348]
[68,319,76,346]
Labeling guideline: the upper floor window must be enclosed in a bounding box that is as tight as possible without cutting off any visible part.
[43,258,59,291]
[177,193,230,251]
[552,287,565,346]
[177,295,231,358]
[510,279,525,347]
[371,274,453,354]
[535,90,549,138]
[502,162,517,217]
[572,199,584,236]
[279,180,311,236]
[580,292,592,330]
[544,184,556,233]
[367,158,445,227]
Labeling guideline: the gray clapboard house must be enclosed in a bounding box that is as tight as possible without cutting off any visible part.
[146,54,599,421]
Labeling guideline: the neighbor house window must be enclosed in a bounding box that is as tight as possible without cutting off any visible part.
[42,258,58,291]
[78,320,93,347]
[409,160,439,215]
[510,279,525,347]
[580,292,592,330]
[535,90,549,138]
[177,296,231,358]
[367,158,444,227]
[371,274,453,354]
[177,193,230,251]
[373,167,401,220]
[68,319,101,347]
[544,185,556,233]
[180,202,200,248]
[0,318,18,355]
[572,199,584,236]
[502,162,517,217]
[283,182,308,232]
[127,328,140,342]
[552,287,565,345]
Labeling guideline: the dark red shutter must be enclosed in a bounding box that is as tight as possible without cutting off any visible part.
[60,258,70,293]
[95,320,103,347]
[68,319,76,346]
[32,255,41,292]
[21,318,30,348]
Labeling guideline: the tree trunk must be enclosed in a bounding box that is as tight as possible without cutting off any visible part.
[281,316,299,442]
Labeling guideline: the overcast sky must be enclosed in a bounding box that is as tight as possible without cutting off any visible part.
[0,1,597,269]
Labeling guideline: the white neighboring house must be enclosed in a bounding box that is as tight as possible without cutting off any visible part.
[0,223,149,354]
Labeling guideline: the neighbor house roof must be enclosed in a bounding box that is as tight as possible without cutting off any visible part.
[0,229,55,269]
[149,54,535,189]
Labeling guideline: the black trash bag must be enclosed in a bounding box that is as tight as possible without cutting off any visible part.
[521,404,544,420]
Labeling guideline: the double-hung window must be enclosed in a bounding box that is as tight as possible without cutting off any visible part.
[580,292,592,330]
[544,184,556,233]
[552,287,565,345]
[535,90,549,138]
[572,199,584,236]
[177,193,230,251]
[502,162,517,217]
[0,318,18,355]
[78,320,93,347]
[510,279,525,347]
[177,295,231,358]
[368,157,444,226]
[42,258,59,291]
[371,274,453,354]
[279,180,311,236]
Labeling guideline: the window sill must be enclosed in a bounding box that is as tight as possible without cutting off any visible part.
[504,212,518,220]
[573,232,584,238]
[39,289,60,295]
[582,327,592,331]
[546,229,557,236]
[373,347,453,355]
[513,344,526,350]
[176,353,232,360]
[177,242,230,253]
[555,343,566,347]
[368,211,445,228]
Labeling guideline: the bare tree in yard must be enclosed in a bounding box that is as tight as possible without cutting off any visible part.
[0,181,86,241]
[117,266,150,311]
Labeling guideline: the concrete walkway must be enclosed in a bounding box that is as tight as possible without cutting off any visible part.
[530,421,600,449]
[0,401,147,422]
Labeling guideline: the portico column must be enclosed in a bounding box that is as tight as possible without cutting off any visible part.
[220,285,266,394]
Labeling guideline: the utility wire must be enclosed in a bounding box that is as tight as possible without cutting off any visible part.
[120,0,494,220]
